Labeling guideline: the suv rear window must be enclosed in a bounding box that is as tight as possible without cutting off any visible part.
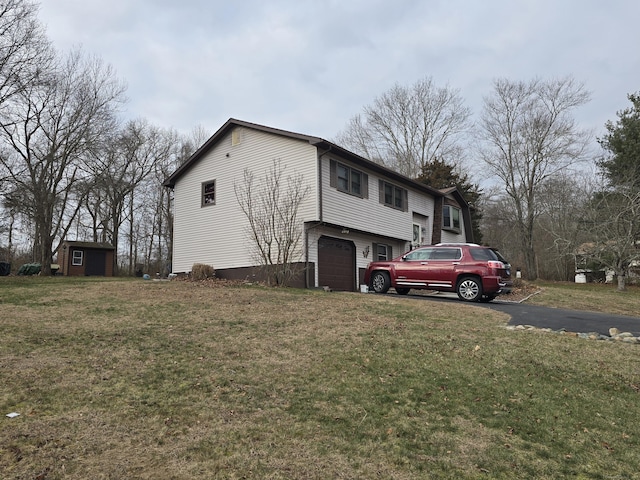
[469,247,499,261]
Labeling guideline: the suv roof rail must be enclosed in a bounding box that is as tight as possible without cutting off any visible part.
[434,242,481,247]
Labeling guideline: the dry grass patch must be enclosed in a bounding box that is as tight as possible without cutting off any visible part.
[528,281,640,317]
[1,277,640,479]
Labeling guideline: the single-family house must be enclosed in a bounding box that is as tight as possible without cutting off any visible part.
[163,119,473,291]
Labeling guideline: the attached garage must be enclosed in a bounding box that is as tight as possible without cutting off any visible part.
[317,236,356,291]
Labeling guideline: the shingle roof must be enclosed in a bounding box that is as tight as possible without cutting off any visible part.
[162,118,446,198]
[61,241,115,250]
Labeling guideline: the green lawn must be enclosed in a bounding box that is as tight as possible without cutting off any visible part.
[1,277,639,479]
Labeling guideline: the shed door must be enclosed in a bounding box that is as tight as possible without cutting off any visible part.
[85,250,106,276]
[318,236,355,292]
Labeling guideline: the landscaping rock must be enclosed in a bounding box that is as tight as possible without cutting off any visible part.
[506,324,640,345]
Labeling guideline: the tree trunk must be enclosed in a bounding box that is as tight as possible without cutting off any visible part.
[617,273,627,291]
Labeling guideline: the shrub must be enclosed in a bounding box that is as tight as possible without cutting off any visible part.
[191,263,215,280]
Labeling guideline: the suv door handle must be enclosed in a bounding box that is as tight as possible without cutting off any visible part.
[452,262,460,265]
[420,262,429,265]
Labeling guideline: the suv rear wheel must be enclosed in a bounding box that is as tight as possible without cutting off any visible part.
[456,276,482,302]
[371,271,391,293]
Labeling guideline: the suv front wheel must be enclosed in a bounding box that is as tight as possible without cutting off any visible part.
[456,276,482,302]
[371,271,391,294]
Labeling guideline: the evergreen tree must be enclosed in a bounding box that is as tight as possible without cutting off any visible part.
[417,158,483,244]
[588,93,640,290]
[598,93,640,190]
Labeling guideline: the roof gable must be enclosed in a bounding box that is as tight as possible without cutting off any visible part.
[163,118,446,199]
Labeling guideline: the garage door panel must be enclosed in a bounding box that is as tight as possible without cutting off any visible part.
[318,236,355,292]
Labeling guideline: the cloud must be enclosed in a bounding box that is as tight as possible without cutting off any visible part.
[39,0,640,141]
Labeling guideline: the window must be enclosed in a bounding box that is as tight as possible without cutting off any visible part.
[412,223,422,247]
[202,180,216,206]
[431,248,462,260]
[373,243,392,261]
[379,180,407,211]
[72,250,83,266]
[470,247,499,261]
[330,160,368,198]
[443,205,461,232]
[404,247,432,261]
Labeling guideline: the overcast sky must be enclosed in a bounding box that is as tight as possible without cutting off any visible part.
[39,0,639,144]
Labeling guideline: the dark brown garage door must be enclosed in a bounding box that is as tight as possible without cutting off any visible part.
[318,236,355,292]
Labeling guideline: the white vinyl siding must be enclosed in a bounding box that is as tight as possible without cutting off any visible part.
[321,156,434,243]
[172,128,319,273]
[304,226,407,288]
[440,227,466,244]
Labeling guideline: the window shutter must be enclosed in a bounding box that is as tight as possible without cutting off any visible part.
[362,173,369,198]
[388,246,393,259]
[372,242,378,260]
[330,160,337,188]
[403,189,408,212]
[379,180,384,204]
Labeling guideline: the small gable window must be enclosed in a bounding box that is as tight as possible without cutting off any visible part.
[202,180,216,206]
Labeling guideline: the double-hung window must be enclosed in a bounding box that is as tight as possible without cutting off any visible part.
[373,243,392,261]
[443,205,461,232]
[72,250,83,266]
[330,160,368,198]
[202,180,216,206]
[379,180,407,211]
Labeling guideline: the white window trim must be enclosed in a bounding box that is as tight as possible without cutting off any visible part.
[72,250,83,266]
[443,205,461,232]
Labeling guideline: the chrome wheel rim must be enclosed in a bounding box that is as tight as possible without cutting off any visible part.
[459,279,479,300]
[372,274,385,292]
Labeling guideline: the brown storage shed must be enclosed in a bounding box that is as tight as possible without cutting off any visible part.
[57,241,115,276]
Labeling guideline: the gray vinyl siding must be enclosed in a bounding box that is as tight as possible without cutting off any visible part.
[172,127,319,273]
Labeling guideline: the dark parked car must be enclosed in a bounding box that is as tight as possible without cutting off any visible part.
[364,243,512,302]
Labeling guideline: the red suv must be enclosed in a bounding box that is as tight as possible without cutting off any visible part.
[364,243,512,302]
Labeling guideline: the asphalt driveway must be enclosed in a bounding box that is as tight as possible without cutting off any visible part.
[391,292,640,337]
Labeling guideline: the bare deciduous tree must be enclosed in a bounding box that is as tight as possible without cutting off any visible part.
[0,0,49,111]
[580,189,640,290]
[336,76,472,178]
[535,172,593,280]
[85,119,171,274]
[0,49,126,274]
[234,159,309,286]
[479,76,592,280]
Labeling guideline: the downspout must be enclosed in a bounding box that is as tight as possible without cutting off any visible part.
[305,145,332,288]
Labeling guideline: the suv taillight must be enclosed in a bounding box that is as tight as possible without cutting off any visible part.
[487,261,504,270]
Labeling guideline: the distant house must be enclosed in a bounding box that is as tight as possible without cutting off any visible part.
[163,119,473,291]
[57,241,115,276]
